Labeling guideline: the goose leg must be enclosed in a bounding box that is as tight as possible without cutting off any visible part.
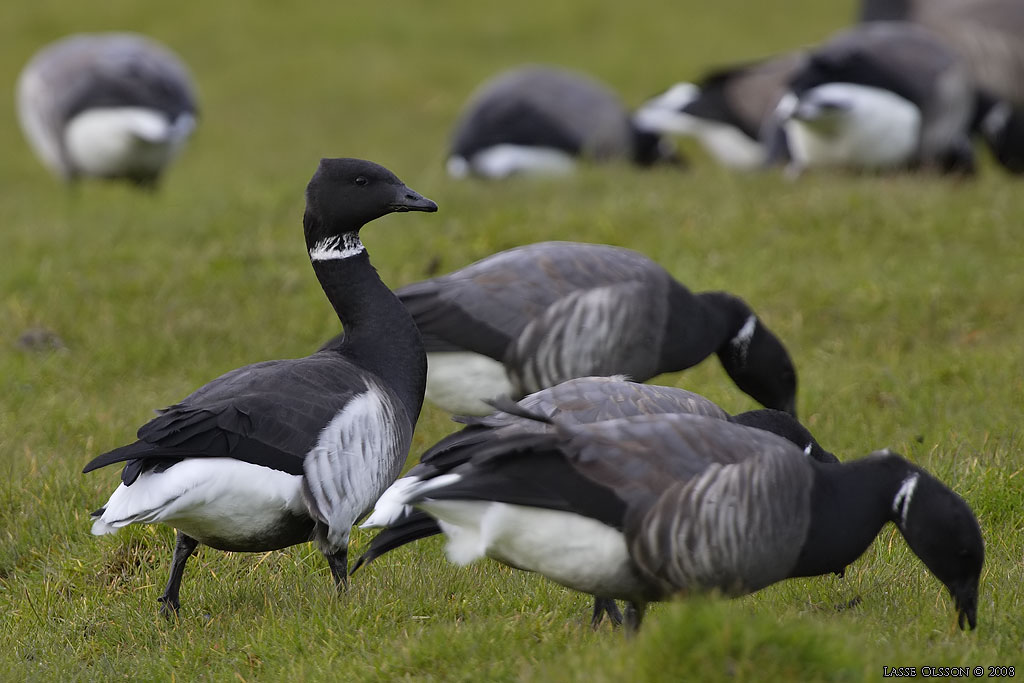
[324,546,349,591]
[591,596,624,629]
[623,601,647,636]
[158,531,199,617]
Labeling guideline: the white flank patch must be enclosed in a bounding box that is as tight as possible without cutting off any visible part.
[63,107,193,177]
[892,472,920,528]
[469,144,576,179]
[803,443,813,457]
[360,474,421,528]
[309,233,365,261]
[417,499,641,597]
[90,458,305,544]
[302,384,405,549]
[784,83,921,170]
[632,83,700,134]
[981,101,1013,139]
[730,315,757,364]
[425,351,514,416]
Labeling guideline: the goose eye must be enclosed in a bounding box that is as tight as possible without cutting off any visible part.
[354,176,368,186]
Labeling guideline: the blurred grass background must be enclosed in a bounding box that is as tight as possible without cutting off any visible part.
[2,0,1022,680]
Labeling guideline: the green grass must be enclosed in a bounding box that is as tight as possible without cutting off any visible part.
[3,0,1024,679]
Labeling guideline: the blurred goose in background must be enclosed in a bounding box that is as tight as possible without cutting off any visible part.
[16,33,198,187]
[356,375,836,628]
[634,52,807,169]
[398,406,983,632]
[767,22,976,176]
[858,0,1024,107]
[83,159,437,614]
[858,0,1024,174]
[335,241,798,417]
[446,65,680,179]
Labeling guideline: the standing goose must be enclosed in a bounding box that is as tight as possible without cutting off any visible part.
[365,241,797,417]
[634,52,807,170]
[355,376,836,628]
[401,409,983,632]
[83,158,437,614]
[16,33,199,187]
[446,65,679,179]
[768,22,976,175]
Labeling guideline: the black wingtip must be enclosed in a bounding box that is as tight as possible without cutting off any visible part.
[483,396,553,424]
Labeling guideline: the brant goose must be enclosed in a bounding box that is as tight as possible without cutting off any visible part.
[634,52,807,170]
[858,0,1024,174]
[446,65,680,179]
[352,241,798,417]
[16,33,199,187]
[356,376,836,627]
[83,158,437,614]
[767,23,975,175]
[401,408,983,631]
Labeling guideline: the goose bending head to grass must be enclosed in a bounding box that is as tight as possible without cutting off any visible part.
[83,158,437,615]
[346,241,798,417]
[766,22,976,176]
[355,376,837,629]
[16,33,199,188]
[390,405,982,632]
[634,52,807,170]
[445,65,680,179]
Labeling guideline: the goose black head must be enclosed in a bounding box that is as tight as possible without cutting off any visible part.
[717,317,798,418]
[891,468,984,630]
[303,158,437,256]
[730,409,838,464]
[977,99,1024,175]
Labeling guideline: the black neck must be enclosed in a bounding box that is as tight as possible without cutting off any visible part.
[312,249,426,424]
[789,453,910,578]
[659,290,752,371]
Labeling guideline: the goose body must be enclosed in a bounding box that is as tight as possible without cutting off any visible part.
[376,241,797,417]
[771,22,975,175]
[859,0,1024,107]
[83,158,437,613]
[402,410,983,631]
[446,66,677,179]
[356,376,835,627]
[635,53,807,169]
[16,33,198,186]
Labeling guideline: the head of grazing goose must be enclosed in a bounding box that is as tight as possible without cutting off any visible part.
[891,467,984,630]
[730,409,838,464]
[303,158,437,256]
[717,316,798,418]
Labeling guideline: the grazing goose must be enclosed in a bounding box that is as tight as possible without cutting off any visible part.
[360,241,798,417]
[355,376,836,628]
[634,52,807,170]
[82,158,437,614]
[401,408,983,632]
[16,33,199,187]
[858,0,1024,174]
[768,22,976,176]
[446,65,679,179]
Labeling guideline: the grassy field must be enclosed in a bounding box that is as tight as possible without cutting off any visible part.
[2,0,1023,680]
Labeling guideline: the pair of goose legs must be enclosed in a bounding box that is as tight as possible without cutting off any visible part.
[156,530,349,617]
[592,597,646,633]
[156,531,644,632]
